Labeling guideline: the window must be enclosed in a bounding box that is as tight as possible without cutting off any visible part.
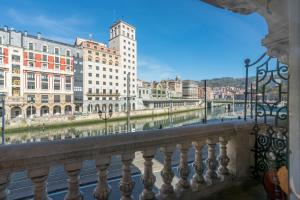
[109,68,112,72]
[41,95,48,103]
[88,65,92,70]
[88,73,92,77]
[109,75,112,79]
[27,73,35,89]
[103,82,106,85]
[27,95,35,103]
[88,80,92,84]
[12,55,20,62]
[66,58,71,65]
[96,89,99,94]
[42,55,47,62]
[42,62,47,69]
[0,36,2,45]
[0,70,4,88]
[109,89,112,94]
[0,57,3,65]
[29,61,34,67]
[66,50,71,57]
[103,74,106,78]
[103,89,106,94]
[96,81,99,85]
[29,52,34,60]
[65,76,71,91]
[103,67,106,71]
[55,57,60,63]
[96,74,99,78]
[54,95,60,103]
[41,74,48,90]
[55,64,60,70]
[65,95,71,103]
[88,88,92,93]
[55,47,60,55]
[54,75,60,90]
[0,47,2,54]
[29,43,34,50]
[42,45,48,53]
[96,66,99,70]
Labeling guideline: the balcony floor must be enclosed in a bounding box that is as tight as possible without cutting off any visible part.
[202,180,267,200]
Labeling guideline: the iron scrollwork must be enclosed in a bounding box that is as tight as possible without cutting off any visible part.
[244,53,289,178]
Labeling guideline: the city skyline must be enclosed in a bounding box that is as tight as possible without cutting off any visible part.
[0,0,267,81]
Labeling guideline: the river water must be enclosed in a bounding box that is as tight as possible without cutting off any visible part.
[6,105,245,145]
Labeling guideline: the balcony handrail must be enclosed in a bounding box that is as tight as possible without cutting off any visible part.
[0,121,251,172]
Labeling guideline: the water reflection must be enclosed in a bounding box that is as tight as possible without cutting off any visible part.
[6,105,244,145]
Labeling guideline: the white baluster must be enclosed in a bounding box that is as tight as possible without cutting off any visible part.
[175,143,191,194]
[64,162,83,200]
[157,145,177,200]
[204,138,219,185]
[191,141,206,191]
[140,148,156,200]
[119,153,135,200]
[28,167,51,200]
[0,172,10,200]
[218,136,231,181]
[94,156,111,200]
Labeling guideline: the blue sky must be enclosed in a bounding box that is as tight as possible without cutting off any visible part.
[0,0,268,81]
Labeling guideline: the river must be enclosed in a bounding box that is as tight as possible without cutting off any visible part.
[5,105,245,145]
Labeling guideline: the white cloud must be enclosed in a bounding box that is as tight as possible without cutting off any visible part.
[6,8,90,43]
[138,56,178,81]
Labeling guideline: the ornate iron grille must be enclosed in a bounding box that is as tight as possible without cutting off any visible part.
[244,52,289,178]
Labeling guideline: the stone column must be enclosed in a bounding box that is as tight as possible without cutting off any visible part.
[0,172,10,200]
[204,138,219,185]
[175,143,191,194]
[64,162,83,200]
[217,136,231,181]
[140,148,156,200]
[119,153,135,200]
[94,156,111,200]
[28,167,51,200]
[157,145,177,200]
[288,0,300,199]
[191,141,206,191]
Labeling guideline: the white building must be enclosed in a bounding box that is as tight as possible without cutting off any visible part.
[76,20,138,113]
[109,21,137,111]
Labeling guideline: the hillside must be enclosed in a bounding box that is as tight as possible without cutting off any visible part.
[198,77,256,88]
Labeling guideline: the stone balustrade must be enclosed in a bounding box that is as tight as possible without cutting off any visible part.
[0,121,254,200]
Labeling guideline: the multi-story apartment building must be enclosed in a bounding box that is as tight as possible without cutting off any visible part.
[76,20,137,113]
[137,79,152,99]
[109,21,137,111]
[161,76,182,99]
[0,26,83,119]
[182,80,199,99]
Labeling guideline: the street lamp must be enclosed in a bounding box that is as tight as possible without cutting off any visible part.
[98,108,113,134]
[30,100,34,119]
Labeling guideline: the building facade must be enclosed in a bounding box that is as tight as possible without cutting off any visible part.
[182,80,199,99]
[109,21,137,111]
[0,26,83,119]
[76,20,137,113]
